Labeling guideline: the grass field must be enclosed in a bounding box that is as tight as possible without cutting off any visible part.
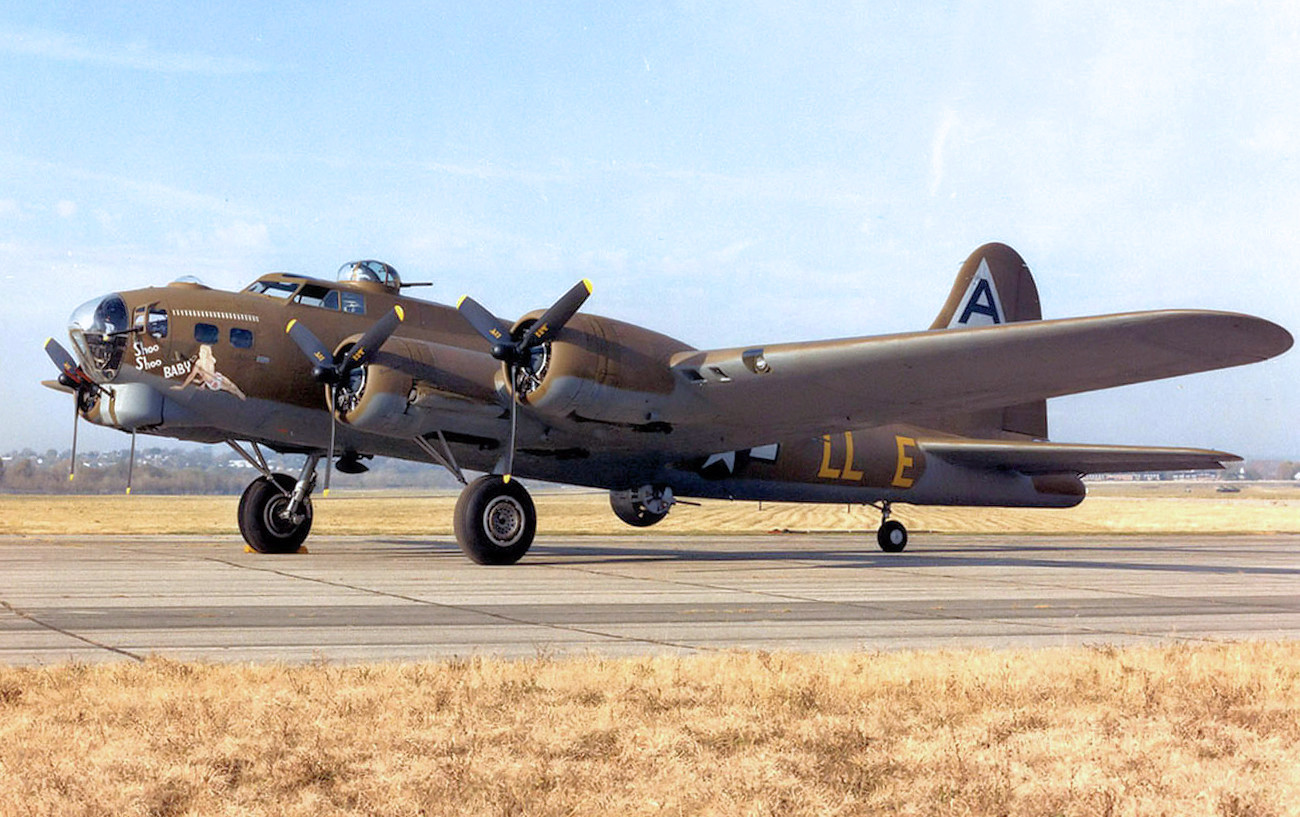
[0,643,1297,816]
[3,481,1300,537]
[3,488,1298,815]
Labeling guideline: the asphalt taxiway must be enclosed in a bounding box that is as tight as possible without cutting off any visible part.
[2,533,1298,663]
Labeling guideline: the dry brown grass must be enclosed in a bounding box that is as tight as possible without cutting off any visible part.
[3,482,1300,537]
[0,643,1297,816]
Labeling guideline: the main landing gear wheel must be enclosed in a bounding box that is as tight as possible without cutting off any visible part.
[238,473,313,554]
[454,475,537,565]
[877,519,908,553]
[609,486,672,527]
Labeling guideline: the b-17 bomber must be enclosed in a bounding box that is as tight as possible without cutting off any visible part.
[43,244,1292,564]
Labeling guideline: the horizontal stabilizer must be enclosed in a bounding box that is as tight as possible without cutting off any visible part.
[921,439,1238,475]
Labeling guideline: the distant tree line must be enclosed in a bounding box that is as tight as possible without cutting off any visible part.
[0,447,464,495]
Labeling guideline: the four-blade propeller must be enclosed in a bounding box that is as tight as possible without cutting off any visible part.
[456,279,592,479]
[285,305,405,492]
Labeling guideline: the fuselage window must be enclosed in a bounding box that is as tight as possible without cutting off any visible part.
[148,308,168,338]
[246,280,299,299]
[230,327,254,349]
[341,292,365,314]
[194,323,219,344]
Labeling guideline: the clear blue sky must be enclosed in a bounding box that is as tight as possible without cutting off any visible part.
[2,2,1296,456]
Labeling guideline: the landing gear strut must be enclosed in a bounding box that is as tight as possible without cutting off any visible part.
[874,501,908,553]
[454,475,537,565]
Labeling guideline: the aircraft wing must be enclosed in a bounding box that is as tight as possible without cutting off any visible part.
[919,439,1237,474]
[668,310,1291,451]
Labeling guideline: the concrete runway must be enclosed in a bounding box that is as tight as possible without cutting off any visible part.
[2,533,1298,663]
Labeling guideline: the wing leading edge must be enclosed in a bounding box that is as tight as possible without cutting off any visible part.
[669,309,1292,451]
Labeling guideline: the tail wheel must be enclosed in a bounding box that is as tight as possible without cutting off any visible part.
[877,519,908,553]
[609,488,671,527]
[238,473,312,554]
[454,475,536,565]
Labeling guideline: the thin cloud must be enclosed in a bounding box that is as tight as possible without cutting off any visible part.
[0,25,267,75]
[4,152,259,218]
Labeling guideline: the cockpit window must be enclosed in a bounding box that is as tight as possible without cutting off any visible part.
[341,291,365,314]
[245,280,299,299]
[294,284,341,310]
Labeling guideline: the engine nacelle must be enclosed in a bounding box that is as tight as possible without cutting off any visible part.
[83,382,164,430]
[516,313,694,426]
[334,337,502,437]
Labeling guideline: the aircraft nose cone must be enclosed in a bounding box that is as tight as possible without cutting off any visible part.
[68,292,129,378]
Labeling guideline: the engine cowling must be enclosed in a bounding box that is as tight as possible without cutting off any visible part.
[512,313,694,426]
[336,358,416,436]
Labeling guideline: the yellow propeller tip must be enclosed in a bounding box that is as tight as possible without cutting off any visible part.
[503,474,512,484]
[394,305,405,321]
[286,319,297,333]
[455,295,468,308]
[582,279,593,294]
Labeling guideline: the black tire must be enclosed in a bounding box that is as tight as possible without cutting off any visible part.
[454,475,536,565]
[877,519,908,553]
[609,489,669,528]
[238,474,312,554]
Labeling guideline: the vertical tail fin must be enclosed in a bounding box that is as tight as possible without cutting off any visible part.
[929,243,1047,439]
[930,242,1041,329]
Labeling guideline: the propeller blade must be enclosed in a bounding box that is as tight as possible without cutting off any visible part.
[504,365,519,480]
[456,296,513,355]
[338,305,405,379]
[126,430,136,495]
[517,279,592,353]
[45,338,95,388]
[45,337,80,377]
[69,396,79,482]
[324,384,336,496]
[285,319,336,381]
